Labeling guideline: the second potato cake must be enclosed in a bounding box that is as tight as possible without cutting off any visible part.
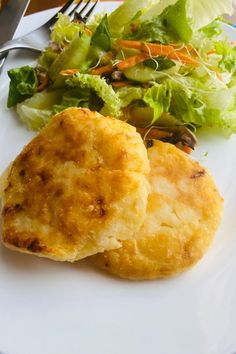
[92,141,223,280]
[1,108,150,262]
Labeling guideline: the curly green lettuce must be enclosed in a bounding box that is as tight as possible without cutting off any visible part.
[7,66,38,108]
[66,73,122,117]
[143,82,172,124]
[51,13,83,47]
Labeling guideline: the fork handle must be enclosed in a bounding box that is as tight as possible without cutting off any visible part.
[0,55,7,77]
[0,37,42,56]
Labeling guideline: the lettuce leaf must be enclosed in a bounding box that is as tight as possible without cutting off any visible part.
[126,17,176,43]
[127,0,192,43]
[65,73,121,116]
[15,86,100,130]
[116,86,145,107]
[91,14,110,51]
[215,41,236,73]
[38,47,59,71]
[14,73,122,130]
[142,0,234,32]
[200,20,223,38]
[189,0,234,31]
[143,82,172,124]
[108,0,156,37]
[87,11,106,33]
[52,88,91,113]
[38,14,87,72]
[17,105,53,131]
[7,66,38,108]
[49,31,91,81]
[51,13,82,48]
[16,90,64,130]
[160,0,192,42]
[169,77,236,133]
[141,0,181,22]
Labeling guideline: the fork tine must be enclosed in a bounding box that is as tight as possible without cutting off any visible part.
[74,0,98,23]
[82,0,98,22]
[44,0,75,27]
[77,0,93,17]
[67,0,83,17]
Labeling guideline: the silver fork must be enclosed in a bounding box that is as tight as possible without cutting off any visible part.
[0,0,98,57]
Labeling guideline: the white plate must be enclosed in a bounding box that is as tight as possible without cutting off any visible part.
[1,4,236,354]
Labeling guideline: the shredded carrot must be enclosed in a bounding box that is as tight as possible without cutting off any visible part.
[112,81,132,88]
[178,45,198,56]
[207,49,216,55]
[169,43,181,48]
[180,144,193,154]
[215,71,223,81]
[141,42,200,67]
[117,54,149,71]
[167,51,200,67]
[184,44,195,52]
[166,43,190,56]
[84,28,93,36]
[91,64,114,76]
[140,42,199,66]
[117,39,143,50]
[141,42,175,56]
[60,69,80,76]
[117,40,200,67]
[103,51,115,61]
[187,46,199,57]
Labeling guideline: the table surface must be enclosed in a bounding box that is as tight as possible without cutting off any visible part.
[26,0,112,15]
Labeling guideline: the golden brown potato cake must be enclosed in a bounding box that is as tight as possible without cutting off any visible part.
[1,108,150,262]
[92,141,223,280]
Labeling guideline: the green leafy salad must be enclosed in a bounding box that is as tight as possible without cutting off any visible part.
[6,0,236,148]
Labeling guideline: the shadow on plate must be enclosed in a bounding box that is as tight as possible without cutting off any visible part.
[0,240,189,284]
[0,240,94,276]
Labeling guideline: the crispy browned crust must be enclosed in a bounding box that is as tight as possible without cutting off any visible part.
[1,108,150,261]
[92,141,223,280]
